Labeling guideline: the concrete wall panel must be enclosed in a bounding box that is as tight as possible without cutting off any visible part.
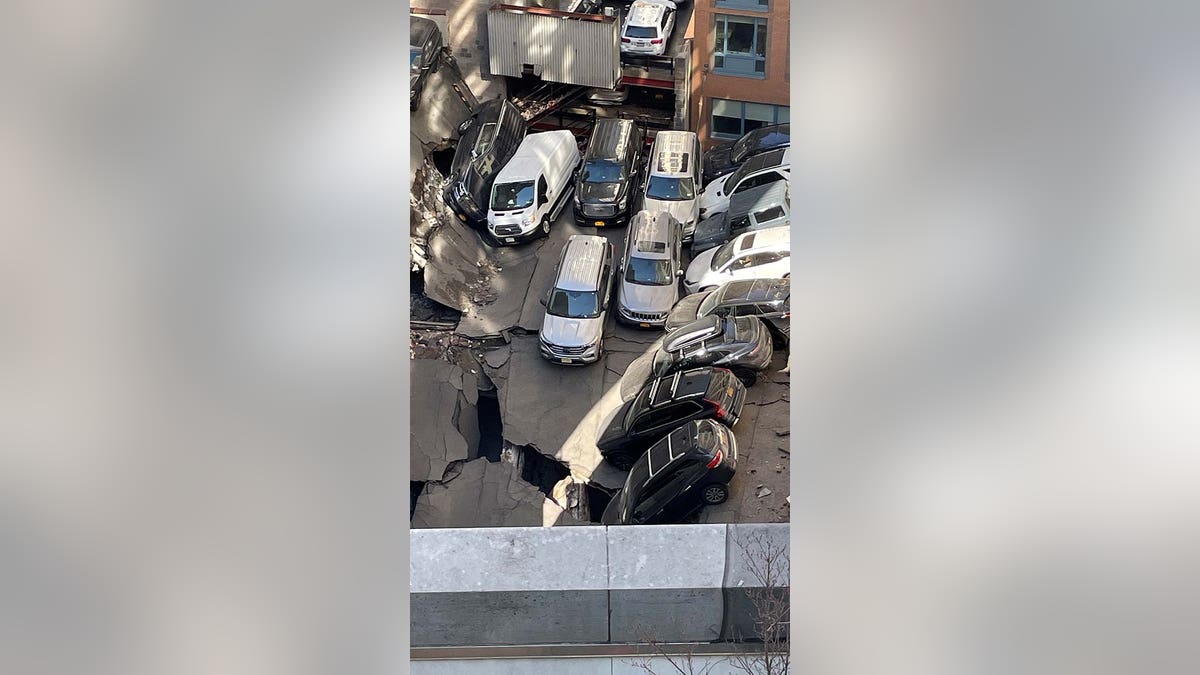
[411,590,610,646]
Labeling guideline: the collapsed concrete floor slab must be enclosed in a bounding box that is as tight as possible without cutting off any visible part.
[410,360,480,483]
[411,456,587,528]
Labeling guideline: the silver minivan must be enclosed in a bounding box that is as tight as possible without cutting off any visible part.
[642,130,702,239]
[617,210,684,328]
[539,235,615,365]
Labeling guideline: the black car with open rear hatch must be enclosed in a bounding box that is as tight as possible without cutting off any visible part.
[601,419,738,525]
[649,314,773,387]
[597,366,746,470]
[666,278,791,347]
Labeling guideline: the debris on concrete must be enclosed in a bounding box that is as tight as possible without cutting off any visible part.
[756,486,772,498]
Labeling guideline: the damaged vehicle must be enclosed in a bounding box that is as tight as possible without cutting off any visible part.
[649,314,773,386]
[702,123,791,186]
[443,98,527,227]
[597,367,746,470]
[601,419,738,525]
[573,118,644,227]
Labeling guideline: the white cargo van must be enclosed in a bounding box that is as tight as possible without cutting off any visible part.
[487,130,581,245]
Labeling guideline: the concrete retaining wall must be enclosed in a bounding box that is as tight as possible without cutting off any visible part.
[410,524,789,647]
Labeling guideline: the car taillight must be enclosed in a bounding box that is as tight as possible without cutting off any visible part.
[706,450,723,469]
[705,398,728,421]
[651,39,663,44]
[621,37,631,43]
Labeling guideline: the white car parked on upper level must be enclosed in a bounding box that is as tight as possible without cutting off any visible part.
[620,0,676,56]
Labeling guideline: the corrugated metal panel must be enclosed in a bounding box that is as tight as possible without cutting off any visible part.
[488,7,620,89]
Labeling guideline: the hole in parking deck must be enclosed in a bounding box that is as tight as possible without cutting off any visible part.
[410,271,462,323]
[410,481,426,519]
[516,445,570,497]
[586,484,614,522]
[477,388,503,462]
[430,148,455,176]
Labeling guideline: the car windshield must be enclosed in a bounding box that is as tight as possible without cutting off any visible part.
[409,47,424,72]
[711,240,737,269]
[491,181,535,210]
[646,175,695,201]
[583,161,624,183]
[697,290,721,316]
[625,257,673,285]
[547,289,600,319]
[626,25,657,39]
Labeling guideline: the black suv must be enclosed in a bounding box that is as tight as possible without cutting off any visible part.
[701,124,790,186]
[573,119,644,227]
[666,278,790,347]
[601,419,738,525]
[597,367,746,469]
[410,17,444,111]
[649,314,773,386]
[442,98,527,227]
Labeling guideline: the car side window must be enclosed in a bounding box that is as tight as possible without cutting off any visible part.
[538,175,548,198]
[731,255,756,270]
[729,303,757,317]
[755,205,785,223]
[747,252,781,266]
[635,405,682,433]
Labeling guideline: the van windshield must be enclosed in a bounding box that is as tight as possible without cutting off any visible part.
[626,257,673,286]
[547,289,600,319]
[491,181,535,210]
[646,175,695,201]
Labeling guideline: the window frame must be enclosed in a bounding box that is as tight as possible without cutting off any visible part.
[710,99,791,141]
[713,14,768,78]
[716,0,769,11]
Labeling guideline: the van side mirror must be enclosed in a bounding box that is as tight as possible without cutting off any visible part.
[539,193,548,207]
[676,269,685,277]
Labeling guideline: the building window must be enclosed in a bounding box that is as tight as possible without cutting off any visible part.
[713,14,767,78]
[715,0,769,11]
[710,99,789,140]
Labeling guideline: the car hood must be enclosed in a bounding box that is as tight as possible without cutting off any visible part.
[685,247,719,286]
[644,198,697,226]
[703,146,735,179]
[541,313,604,347]
[664,293,707,331]
[699,175,732,212]
[619,280,677,314]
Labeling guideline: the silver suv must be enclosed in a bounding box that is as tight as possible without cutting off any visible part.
[539,235,615,365]
[617,211,684,328]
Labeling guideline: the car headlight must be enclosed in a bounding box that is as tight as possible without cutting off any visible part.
[617,195,628,209]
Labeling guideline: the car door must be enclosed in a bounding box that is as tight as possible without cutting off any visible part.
[660,462,709,522]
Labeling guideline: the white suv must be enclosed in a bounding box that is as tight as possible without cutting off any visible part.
[683,226,791,294]
[699,147,791,219]
[620,0,677,56]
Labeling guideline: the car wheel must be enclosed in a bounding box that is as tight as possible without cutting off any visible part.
[607,452,634,471]
[702,483,728,505]
[732,368,757,387]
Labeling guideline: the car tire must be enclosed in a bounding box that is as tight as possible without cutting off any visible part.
[607,452,634,471]
[732,368,758,387]
[702,483,729,505]
[541,216,551,237]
